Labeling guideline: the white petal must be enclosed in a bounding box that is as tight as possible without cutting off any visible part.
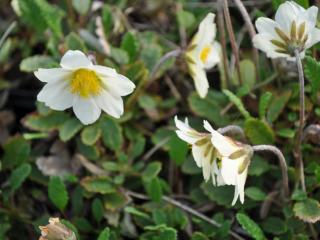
[60,50,92,69]
[275,1,304,34]
[305,28,320,49]
[37,80,74,111]
[255,17,281,39]
[174,116,191,132]
[237,168,248,204]
[72,97,101,125]
[203,41,221,70]
[90,65,117,77]
[201,152,211,182]
[174,116,203,144]
[220,157,238,185]
[231,184,240,206]
[253,34,289,59]
[192,13,216,48]
[34,68,72,83]
[299,6,318,33]
[100,74,135,96]
[192,144,205,168]
[189,64,209,98]
[95,89,123,118]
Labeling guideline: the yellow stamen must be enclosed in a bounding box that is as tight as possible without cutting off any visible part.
[70,69,102,98]
[200,46,212,63]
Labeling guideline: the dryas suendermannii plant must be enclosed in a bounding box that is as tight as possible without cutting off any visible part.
[3,0,320,239]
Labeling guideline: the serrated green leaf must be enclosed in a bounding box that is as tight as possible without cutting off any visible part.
[9,163,31,193]
[223,89,251,119]
[267,90,291,122]
[59,118,83,142]
[293,198,320,223]
[81,176,115,194]
[81,125,101,145]
[191,232,209,240]
[245,187,266,201]
[97,227,110,240]
[244,118,275,144]
[259,92,272,119]
[20,55,57,72]
[304,56,320,98]
[100,117,123,152]
[66,32,87,51]
[125,206,150,219]
[3,136,30,169]
[236,213,266,240]
[48,176,68,211]
[262,217,287,235]
[77,138,100,160]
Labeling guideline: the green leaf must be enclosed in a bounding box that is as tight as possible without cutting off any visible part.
[3,136,30,169]
[236,213,266,240]
[81,125,102,145]
[66,32,87,51]
[97,227,110,240]
[244,118,275,144]
[304,56,320,98]
[110,47,129,65]
[48,176,68,211]
[168,135,188,166]
[232,59,256,89]
[92,198,104,222]
[177,10,195,29]
[142,162,162,182]
[143,225,177,240]
[102,4,113,35]
[188,90,230,127]
[201,182,234,207]
[20,55,57,72]
[121,32,139,62]
[77,138,100,160]
[262,217,287,235]
[276,128,295,138]
[248,156,270,176]
[100,117,123,152]
[245,187,267,201]
[72,0,91,15]
[267,90,291,122]
[23,111,69,131]
[104,191,128,211]
[223,89,251,119]
[140,44,162,71]
[18,0,65,38]
[291,189,307,201]
[145,177,163,202]
[293,198,320,223]
[191,232,209,240]
[59,118,83,142]
[81,176,115,194]
[125,206,150,219]
[295,0,309,8]
[9,163,31,193]
[259,92,272,119]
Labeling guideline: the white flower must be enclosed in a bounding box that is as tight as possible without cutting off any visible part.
[39,218,76,240]
[35,50,135,125]
[175,116,253,205]
[253,1,320,60]
[186,13,221,98]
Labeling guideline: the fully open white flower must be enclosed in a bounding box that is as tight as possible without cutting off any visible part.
[253,1,320,60]
[35,50,135,125]
[175,116,253,205]
[186,13,221,98]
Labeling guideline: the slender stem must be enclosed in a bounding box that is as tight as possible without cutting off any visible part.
[252,145,290,198]
[217,0,230,87]
[223,0,243,85]
[0,21,16,49]
[233,0,260,81]
[218,125,245,139]
[127,191,245,240]
[294,49,306,192]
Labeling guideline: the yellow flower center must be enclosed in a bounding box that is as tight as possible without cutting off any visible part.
[200,46,212,63]
[70,69,102,98]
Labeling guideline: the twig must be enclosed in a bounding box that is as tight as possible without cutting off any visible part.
[294,49,306,192]
[127,191,245,240]
[0,21,16,49]
[142,137,171,161]
[218,125,245,139]
[76,154,109,176]
[252,145,289,198]
[223,0,243,85]
[233,0,260,81]
[217,0,230,87]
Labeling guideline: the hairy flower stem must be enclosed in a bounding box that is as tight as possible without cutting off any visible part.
[233,0,260,81]
[223,0,243,85]
[218,125,245,139]
[294,49,306,192]
[127,191,245,240]
[252,145,290,198]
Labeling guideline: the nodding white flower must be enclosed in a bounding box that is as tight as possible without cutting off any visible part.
[186,13,221,98]
[253,1,320,60]
[35,50,135,125]
[175,116,253,205]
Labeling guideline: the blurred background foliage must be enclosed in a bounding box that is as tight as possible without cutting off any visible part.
[0,0,320,239]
